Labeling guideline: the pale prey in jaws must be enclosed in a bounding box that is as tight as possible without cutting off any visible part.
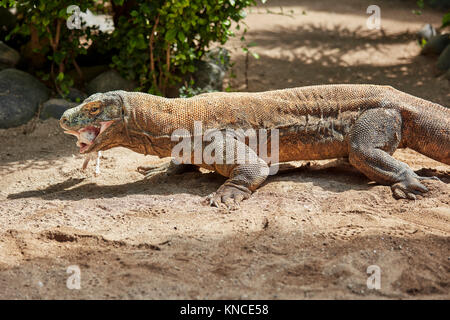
[63,124,112,153]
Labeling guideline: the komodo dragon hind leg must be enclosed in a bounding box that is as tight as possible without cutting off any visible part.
[137,160,199,179]
[349,108,438,200]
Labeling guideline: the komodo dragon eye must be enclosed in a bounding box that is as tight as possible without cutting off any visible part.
[89,106,100,114]
[85,102,102,116]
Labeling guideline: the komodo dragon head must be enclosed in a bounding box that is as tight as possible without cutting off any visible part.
[60,91,126,154]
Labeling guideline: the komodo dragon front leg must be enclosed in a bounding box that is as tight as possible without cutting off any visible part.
[206,133,270,208]
[349,108,439,200]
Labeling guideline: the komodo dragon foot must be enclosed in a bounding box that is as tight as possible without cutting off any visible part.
[391,173,441,200]
[207,183,252,210]
[137,161,199,179]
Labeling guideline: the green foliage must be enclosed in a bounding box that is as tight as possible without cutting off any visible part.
[179,80,216,98]
[0,0,100,96]
[1,0,262,96]
[442,12,450,28]
[413,0,424,15]
[107,0,257,95]
[420,37,428,48]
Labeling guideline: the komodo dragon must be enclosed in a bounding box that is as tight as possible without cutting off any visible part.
[59,84,449,207]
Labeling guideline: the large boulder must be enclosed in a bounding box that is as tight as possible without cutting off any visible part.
[437,44,450,72]
[0,68,49,128]
[445,68,450,81]
[425,0,450,9]
[421,34,450,56]
[444,69,450,81]
[0,41,20,70]
[40,99,77,120]
[86,69,135,95]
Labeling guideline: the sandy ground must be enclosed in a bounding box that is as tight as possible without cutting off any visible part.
[0,0,449,299]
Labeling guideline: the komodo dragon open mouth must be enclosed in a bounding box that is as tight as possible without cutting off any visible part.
[63,121,114,153]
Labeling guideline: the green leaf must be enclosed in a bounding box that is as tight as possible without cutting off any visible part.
[165,29,177,42]
[136,34,147,49]
[56,72,64,82]
[178,31,186,42]
[442,12,450,28]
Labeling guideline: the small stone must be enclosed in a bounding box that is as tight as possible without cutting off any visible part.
[417,24,437,42]
[0,41,20,70]
[58,88,87,103]
[192,60,225,92]
[421,34,450,56]
[86,69,135,95]
[205,47,230,72]
[40,99,77,120]
[437,44,450,71]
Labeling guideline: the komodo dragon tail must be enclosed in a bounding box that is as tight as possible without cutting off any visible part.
[395,90,450,165]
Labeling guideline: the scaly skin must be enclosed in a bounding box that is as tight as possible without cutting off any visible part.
[60,84,449,207]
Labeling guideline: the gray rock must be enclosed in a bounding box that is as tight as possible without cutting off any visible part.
[86,69,135,95]
[192,60,225,92]
[0,68,49,128]
[445,68,450,81]
[437,44,450,71]
[58,87,87,103]
[181,48,231,94]
[425,0,450,9]
[417,24,437,42]
[40,99,77,120]
[0,41,20,70]
[205,47,231,72]
[421,34,450,56]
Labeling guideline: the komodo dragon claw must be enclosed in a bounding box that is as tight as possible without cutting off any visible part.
[391,174,440,200]
[207,184,251,210]
[137,161,200,179]
[137,162,172,179]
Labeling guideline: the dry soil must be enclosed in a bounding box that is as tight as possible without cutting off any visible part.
[0,0,449,299]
